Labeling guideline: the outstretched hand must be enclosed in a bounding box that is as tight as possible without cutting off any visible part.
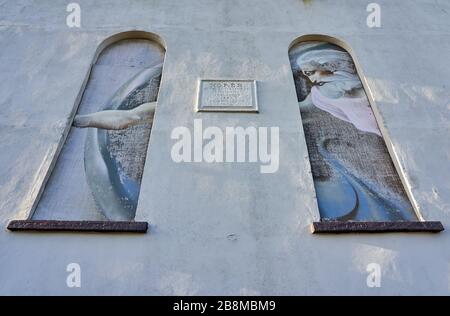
[73,102,157,130]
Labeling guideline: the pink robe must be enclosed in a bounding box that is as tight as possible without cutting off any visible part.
[310,86,381,137]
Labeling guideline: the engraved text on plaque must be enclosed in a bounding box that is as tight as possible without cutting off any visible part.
[197,80,258,112]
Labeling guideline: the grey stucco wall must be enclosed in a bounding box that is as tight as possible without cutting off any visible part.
[0,0,449,295]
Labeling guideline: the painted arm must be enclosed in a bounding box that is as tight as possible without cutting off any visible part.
[73,102,156,130]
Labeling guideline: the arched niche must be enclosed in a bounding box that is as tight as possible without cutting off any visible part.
[15,32,166,231]
[288,35,426,226]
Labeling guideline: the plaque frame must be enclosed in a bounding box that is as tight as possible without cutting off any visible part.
[196,79,258,112]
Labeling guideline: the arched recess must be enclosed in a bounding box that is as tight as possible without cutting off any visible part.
[8,31,166,232]
[288,35,442,232]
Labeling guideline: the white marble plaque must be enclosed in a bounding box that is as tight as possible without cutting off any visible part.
[197,79,258,112]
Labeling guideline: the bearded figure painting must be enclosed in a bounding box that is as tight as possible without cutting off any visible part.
[289,41,418,222]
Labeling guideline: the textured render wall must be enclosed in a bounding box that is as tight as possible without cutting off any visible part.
[0,0,449,295]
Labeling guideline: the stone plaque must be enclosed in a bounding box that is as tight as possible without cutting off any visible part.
[197,79,258,112]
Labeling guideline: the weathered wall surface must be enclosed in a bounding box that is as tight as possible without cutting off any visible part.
[0,0,449,295]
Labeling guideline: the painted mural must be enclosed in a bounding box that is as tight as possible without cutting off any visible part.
[72,64,162,221]
[289,41,418,221]
[33,39,164,221]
